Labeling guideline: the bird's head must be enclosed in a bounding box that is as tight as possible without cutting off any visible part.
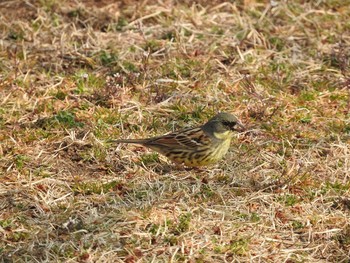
[202,112,245,139]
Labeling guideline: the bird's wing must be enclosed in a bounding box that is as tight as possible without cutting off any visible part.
[145,127,211,149]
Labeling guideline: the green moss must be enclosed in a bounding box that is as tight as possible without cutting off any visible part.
[277,194,299,206]
[0,219,13,229]
[211,26,225,35]
[72,181,123,195]
[8,30,24,41]
[291,220,304,230]
[175,213,191,234]
[99,50,119,66]
[230,238,249,255]
[139,153,160,165]
[15,155,30,170]
[7,231,29,242]
[299,91,316,102]
[300,115,312,124]
[199,184,215,199]
[67,8,82,18]
[39,0,57,12]
[114,17,128,31]
[33,166,52,178]
[73,71,105,94]
[235,30,247,41]
[324,181,350,193]
[269,36,285,51]
[122,61,138,72]
[161,30,176,40]
[54,110,84,128]
[144,40,162,53]
[164,235,178,245]
[148,224,159,235]
[250,212,260,222]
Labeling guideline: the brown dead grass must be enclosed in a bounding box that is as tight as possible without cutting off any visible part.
[1,0,350,262]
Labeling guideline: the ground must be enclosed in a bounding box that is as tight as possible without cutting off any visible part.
[1,0,350,262]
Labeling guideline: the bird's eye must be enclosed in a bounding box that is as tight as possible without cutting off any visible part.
[223,121,235,129]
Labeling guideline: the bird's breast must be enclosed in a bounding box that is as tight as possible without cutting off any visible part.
[213,130,234,140]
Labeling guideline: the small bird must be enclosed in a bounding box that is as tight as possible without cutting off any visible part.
[110,112,244,167]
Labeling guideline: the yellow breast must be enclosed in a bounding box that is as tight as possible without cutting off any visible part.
[213,130,234,140]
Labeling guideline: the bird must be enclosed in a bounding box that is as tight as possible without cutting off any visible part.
[110,112,245,167]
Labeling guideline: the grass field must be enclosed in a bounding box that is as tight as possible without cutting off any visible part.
[1,0,350,262]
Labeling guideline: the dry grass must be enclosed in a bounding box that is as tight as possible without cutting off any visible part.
[1,0,350,262]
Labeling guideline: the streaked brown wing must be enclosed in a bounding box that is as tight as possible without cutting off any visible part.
[176,127,212,148]
[144,127,211,149]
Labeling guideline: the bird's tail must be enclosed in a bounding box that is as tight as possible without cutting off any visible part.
[107,139,147,145]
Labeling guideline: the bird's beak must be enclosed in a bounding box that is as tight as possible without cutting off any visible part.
[235,122,246,132]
